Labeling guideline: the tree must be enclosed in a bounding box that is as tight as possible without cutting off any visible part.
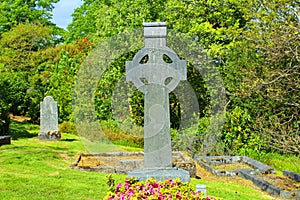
[26,37,94,123]
[46,37,94,122]
[0,23,64,118]
[68,0,300,155]
[0,23,53,117]
[0,23,54,72]
[0,0,59,34]
[223,0,300,155]
[67,0,247,154]
[67,0,164,42]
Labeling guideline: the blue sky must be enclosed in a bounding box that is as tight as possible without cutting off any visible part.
[51,0,83,29]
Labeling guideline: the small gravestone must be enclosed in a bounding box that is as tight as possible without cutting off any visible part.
[38,96,61,141]
[126,22,190,182]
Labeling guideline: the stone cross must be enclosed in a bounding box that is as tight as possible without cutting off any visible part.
[126,22,190,182]
[38,96,61,141]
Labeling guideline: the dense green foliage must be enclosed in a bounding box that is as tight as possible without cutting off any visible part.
[0,0,59,34]
[0,0,299,155]
[222,0,300,155]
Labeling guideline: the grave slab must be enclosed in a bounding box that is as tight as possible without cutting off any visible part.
[70,151,195,181]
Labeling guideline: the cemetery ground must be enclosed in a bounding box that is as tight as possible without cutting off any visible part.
[0,119,299,200]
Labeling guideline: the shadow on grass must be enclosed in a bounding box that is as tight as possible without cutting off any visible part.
[7,145,68,151]
[8,120,39,140]
[61,138,77,142]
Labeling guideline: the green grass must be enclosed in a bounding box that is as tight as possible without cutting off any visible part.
[248,152,300,174]
[0,121,298,199]
[0,121,126,199]
[192,179,272,200]
[238,148,300,174]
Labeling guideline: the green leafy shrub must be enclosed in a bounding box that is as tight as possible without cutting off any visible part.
[59,121,78,135]
[100,120,144,148]
[171,115,227,156]
[222,106,264,153]
[0,72,29,116]
[105,177,216,200]
[103,129,143,148]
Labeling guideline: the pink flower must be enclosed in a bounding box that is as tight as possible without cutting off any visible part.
[176,190,182,199]
[129,189,134,194]
[124,182,129,190]
[116,183,122,192]
[153,182,160,188]
[106,177,216,200]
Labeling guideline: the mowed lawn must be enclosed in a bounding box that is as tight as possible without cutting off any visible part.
[0,121,288,200]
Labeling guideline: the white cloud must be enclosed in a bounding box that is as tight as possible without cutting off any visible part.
[51,0,83,29]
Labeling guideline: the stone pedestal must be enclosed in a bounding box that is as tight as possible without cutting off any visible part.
[128,167,190,182]
[38,130,61,141]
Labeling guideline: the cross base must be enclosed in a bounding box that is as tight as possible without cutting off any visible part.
[38,131,61,141]
[128,167,190,182]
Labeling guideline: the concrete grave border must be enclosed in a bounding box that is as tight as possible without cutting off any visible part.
[195,155,275,176]
[194,155,299,199]
[70,151,196,178]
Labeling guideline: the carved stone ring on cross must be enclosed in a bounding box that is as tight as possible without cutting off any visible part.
[126,47,187,93]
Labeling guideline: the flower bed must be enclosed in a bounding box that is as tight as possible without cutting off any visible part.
[105,177,216,200]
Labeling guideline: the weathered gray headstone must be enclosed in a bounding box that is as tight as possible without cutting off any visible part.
[126,22,190,182]
[38,96,61,141]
